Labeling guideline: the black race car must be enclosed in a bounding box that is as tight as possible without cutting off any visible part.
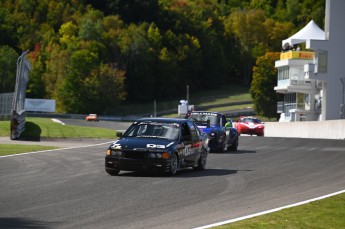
[105,118,209,176]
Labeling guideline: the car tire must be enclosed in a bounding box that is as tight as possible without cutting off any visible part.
[168,153,179,175]
[194,148,207,170]
[106,168,120,176]
[219,134,226,152]
[228,136,238,151]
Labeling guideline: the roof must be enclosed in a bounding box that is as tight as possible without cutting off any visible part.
[282,20,325,47]
[188,111,222,115]
[136,117,188,124]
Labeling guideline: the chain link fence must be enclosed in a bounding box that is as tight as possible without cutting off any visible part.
[10,50,31,140]
[0,93,14,120]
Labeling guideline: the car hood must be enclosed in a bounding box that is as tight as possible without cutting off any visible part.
[109,137,176,150]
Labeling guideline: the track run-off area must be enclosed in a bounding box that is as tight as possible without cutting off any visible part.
[1,121,345,228]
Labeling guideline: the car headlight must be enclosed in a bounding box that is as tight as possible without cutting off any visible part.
[115,151,122,156]
[148,152,169,159]
[209,132,217,138]
[107,149,122,156]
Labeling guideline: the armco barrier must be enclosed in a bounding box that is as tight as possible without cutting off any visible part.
[264,120,345,140]
[26,112,345,139]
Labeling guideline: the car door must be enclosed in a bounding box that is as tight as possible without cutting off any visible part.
[180,122,196,165]
[220,115,230,143]
[187,121,202,163]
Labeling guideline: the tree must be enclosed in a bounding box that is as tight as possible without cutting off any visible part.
[26,43,46,98]
[0,46,18,93]
[1,0,327,115]
[95,63,127,114]
[57,49,99,113]
[225,9,267,84]
[42,44,70,100]
[250,52,282,118]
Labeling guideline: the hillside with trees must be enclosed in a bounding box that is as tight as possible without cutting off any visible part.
[0,0,325,115]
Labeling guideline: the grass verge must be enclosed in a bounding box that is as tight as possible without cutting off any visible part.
[111,85,252,115]
[0,144,58,156]
[0,117,115,156]
[214,192,345,229]
[0,117,116,139]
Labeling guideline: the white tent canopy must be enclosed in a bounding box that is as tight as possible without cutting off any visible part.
[282,20,325,48]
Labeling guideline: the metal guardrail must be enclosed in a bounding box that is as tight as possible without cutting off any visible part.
[10,51,30,140]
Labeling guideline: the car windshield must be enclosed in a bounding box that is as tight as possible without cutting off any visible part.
[187,113,218,125]
[241,118,261,123]
[123,122,180,140]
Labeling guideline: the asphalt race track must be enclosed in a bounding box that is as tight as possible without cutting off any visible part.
[1,122,345,228]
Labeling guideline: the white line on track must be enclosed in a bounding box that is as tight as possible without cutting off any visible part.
[194,189,345,229]
[0,141,114,158]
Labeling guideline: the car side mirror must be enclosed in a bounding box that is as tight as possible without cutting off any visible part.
[116,132,123,138]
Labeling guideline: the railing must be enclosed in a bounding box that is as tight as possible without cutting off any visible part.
[278,102,307,119]
[280,51,314,60]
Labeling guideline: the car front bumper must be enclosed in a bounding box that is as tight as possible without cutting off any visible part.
[239,127,264,136]
[105,157,171,172]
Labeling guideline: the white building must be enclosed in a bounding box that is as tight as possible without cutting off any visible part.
[274,0,345,122]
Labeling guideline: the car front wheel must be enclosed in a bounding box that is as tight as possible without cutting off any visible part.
[194,148,207,170]
[228,136,239,151]
[168,153,179,175]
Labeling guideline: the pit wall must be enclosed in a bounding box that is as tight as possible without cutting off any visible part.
[264,120,345,140]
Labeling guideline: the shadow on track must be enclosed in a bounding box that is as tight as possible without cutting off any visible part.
[0,217,59,229]
[111,168,254,178]
[211,150,256,154]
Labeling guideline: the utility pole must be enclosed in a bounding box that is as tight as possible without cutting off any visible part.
[153,99,156,117]
[186,85,189,110]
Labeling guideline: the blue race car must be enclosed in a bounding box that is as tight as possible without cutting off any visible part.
[185,111,239,152]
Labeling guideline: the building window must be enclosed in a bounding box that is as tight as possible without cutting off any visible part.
[278,67,289,81]
[314,50,328,73]
[284,93,297,117]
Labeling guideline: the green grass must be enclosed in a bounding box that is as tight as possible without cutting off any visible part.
[214,192,345,229]
[0,144,58,156]
[111,85,252,115]
[196,92,252,106]
[207,104,253,112]
[0,117,116,139]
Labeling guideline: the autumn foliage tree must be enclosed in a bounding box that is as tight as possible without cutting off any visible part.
[0,0,325,115]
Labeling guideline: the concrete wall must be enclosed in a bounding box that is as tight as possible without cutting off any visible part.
[264,120,345,139]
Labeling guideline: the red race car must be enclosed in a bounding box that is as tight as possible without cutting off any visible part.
[86,114,99,121]
[235,116,264,136]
